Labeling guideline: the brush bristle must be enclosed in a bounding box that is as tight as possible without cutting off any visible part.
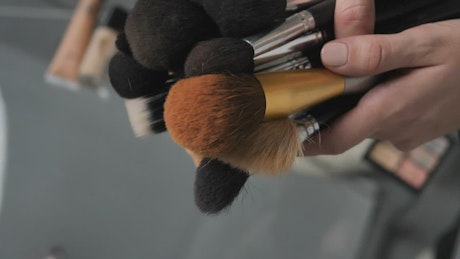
[191,0,287,37]
[124,0,219,71]
[115,32,132,56]
[124,98,152,136]
[164,74,265,157]
[219,119,301,174]
[108,52,169,99]
[185,38,254,77]
[195,158,249,214]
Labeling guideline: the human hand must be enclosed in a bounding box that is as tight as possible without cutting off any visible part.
[304,14,460,154]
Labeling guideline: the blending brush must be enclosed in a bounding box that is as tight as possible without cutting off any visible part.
[190,0,287,38]
[123,0,219,72]
[164,69,380,157]
[182,37,306,174]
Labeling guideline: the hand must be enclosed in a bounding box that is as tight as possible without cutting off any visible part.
[303,8,460,154]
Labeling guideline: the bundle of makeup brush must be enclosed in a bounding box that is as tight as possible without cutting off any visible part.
[108,0,460,214]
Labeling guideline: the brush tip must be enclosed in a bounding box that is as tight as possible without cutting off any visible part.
[195,158,250,214]
[164,74,265,156]
[108,52,169,99]
[185,37,255,77]
[124,0,219,71]
[115,32,132,56]
[191,0,287,37]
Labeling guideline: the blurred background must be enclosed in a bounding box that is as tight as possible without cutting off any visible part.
[0,0,458,258]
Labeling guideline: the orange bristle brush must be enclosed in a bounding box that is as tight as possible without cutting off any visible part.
[164,69,380,173]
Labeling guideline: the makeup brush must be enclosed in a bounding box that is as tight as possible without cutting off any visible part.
[247,0,335,56]
[184,38,305,174]
[164,69,380,157]
[184,38,255,77]
[190,0,287,38]
[194,158,250,214]
[124,0,219,71]
[108,50,173,135]
[253,29,329,66]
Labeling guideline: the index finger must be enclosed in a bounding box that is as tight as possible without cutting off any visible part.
[334,0,375,38]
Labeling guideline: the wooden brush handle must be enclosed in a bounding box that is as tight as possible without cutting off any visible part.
[46,0,104,85]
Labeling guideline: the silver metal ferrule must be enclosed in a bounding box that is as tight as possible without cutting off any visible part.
[254,30,325,65]
[254,51,303,72]
[256,56,311,73]
[294,115,320,142]
[245,10,316,57]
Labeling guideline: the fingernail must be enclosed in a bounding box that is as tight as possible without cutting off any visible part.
[321,42,348,67]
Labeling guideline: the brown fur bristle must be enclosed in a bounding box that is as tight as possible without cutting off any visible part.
[164,74,265,157]
[219,119,301,174]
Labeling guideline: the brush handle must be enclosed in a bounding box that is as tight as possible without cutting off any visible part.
[375,0,460,33]
[293,93,363,139]
[46,0,104,87]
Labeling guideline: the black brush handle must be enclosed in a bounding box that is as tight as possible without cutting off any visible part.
[306,0,335,28]
[308,93,363,127]
[305,0,458,34]
[374,0,439,26]
[375,0,460,33]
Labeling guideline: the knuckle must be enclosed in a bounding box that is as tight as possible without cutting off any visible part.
[359,37,389,72]
[339,2,373,26]
[402,24,447,65]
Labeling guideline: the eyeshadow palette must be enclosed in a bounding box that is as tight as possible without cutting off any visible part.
[365,136,452,191]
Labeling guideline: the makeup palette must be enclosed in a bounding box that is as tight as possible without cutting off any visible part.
[365,137,452,191]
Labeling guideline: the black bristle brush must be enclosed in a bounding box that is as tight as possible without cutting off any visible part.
[190,0,287,38]
[194,158,250,214]
[109,33,172,135]
[124,0,219,72]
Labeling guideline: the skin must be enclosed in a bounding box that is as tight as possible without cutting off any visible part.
[303,0,460,155]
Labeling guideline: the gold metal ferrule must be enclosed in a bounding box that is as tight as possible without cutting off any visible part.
[255,69,345,120]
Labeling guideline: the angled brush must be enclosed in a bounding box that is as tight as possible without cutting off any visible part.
[194,158,250,214]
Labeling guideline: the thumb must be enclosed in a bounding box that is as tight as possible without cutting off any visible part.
[321,25,444,76]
